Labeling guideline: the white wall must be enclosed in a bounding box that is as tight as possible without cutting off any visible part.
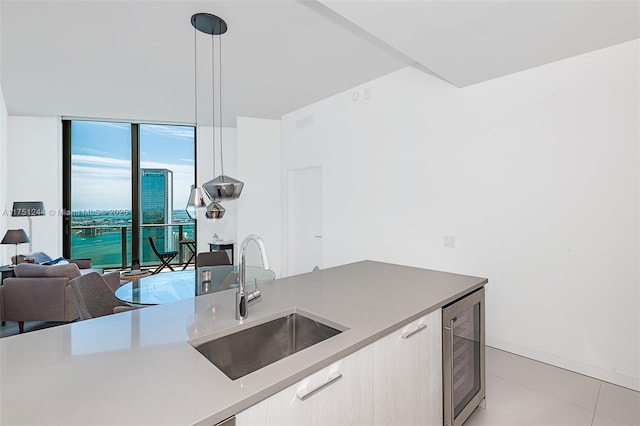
[196,126,239,255]
[281,40,639,390]
[0,85,8,264]
[237,117,282,276]
[0,3,7,264]
[6,116,61,257]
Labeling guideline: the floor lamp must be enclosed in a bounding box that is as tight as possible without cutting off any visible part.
[11,201,45,253]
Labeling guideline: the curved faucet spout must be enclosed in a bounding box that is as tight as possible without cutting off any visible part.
[241,234,270,271]
[237,234,270,320]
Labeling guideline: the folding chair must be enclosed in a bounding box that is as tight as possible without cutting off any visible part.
[148,237,178,274]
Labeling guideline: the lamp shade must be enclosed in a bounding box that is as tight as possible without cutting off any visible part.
[186,185,210,219]
[204,200,225,220]
[202,175,244,201]
[1,229,30,245]
[12,201,45,217]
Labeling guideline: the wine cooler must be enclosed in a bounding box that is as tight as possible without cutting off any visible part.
[443,287,485,426]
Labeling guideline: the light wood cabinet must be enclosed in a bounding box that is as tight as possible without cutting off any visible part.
[236,344,373,425]
[372,310,442,426]
[236,309,442,425]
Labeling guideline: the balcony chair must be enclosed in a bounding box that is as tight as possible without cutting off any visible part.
[147,237,178,274]
[69,272,139,320]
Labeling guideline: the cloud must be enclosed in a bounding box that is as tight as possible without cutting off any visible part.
[72,177,131,210]
[72,165,130,180]
[141,125,194,140]
[72,155,130,168]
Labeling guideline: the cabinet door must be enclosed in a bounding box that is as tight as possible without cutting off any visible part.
[372,310,442,426]
[236,344,373,426]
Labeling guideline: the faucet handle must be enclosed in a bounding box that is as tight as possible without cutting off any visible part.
[246,278,261,303]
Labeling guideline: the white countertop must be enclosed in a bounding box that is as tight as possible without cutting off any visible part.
[0,261,487,425]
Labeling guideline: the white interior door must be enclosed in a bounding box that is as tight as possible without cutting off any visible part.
[290,166,323,275]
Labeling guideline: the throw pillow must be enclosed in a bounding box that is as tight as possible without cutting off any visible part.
[14,263,81,279]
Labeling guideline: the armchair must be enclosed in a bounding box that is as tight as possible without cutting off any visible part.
[70,272,139,320]
[0,263,120,333]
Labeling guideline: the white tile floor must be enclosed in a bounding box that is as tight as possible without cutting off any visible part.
[467,347,640,426]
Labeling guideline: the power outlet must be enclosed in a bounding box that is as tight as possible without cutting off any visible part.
[443,236,456,248]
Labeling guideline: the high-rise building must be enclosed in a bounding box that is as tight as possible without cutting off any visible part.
[141,168,173,262]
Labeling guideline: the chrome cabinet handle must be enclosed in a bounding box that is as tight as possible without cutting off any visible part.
[296,372,342,401]
[401,323,427,339]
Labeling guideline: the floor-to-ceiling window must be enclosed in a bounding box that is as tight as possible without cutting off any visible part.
[63,120,195,269]
[138,124,196,265]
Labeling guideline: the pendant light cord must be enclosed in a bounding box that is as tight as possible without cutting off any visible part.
[194,23,199,163]
[219,32,225,176]
[211,31,217,178]
[194,24,197,129]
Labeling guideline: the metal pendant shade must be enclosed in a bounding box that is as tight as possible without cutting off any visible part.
[186,185,210,219]
[202,175,244,201]
[205,200,226,220]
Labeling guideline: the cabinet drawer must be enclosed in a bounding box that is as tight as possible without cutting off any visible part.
[236,345,373,426]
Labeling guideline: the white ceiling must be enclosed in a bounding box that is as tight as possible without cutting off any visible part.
[0,0,412,126]
[320,0,640,87]
[1,0,638,126]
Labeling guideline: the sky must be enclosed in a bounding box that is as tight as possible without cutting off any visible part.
[71,121,195,211]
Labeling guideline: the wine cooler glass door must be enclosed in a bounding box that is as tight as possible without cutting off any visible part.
[443,287,485,426]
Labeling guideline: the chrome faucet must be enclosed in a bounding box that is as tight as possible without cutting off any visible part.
[236,234,270,320]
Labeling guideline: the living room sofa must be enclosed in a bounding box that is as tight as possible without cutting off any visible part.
[0,261,121,333]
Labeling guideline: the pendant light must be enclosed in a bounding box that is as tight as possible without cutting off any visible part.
[185,15,211,220]
[192,12,244,217]
[185,184,210,220]
[205,200,226,220]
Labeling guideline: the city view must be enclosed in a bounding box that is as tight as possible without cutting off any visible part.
[70,121,195,269]
[70,208,194,268]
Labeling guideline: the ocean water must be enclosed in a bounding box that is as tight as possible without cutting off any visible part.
[71,210,194,269]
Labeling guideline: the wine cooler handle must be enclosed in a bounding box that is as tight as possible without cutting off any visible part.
[449,317,457,426]
[296,371,342,401]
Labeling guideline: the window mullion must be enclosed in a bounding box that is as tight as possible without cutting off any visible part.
[131,123,141,268]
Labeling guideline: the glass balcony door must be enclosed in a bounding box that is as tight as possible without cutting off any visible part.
[63,121,195,270]
[65,120,133,269]
[138,124,195,268]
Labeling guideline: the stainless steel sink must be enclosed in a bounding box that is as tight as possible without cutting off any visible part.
[194,312,343,380]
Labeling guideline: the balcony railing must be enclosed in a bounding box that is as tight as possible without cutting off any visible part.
[70,223,195,269]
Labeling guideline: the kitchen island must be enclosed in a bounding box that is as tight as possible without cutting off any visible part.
[0,261,487,425]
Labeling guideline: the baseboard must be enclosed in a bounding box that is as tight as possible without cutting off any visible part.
[486,336,640,392]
